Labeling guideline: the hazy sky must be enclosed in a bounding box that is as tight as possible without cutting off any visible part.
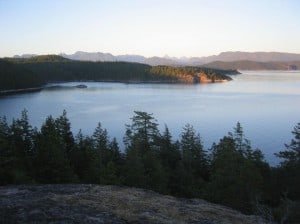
[1,0,300,57]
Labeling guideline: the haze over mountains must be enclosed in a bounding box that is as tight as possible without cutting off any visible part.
[12,51,300,70]
[61,51,300,66]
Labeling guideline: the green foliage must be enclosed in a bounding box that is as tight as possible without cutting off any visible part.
[55,110,75,154]
[179,124,209,197]
[123,147,145,187]
[208,123,266,214]
[274,122,300,215]
[72,133,101,183]
[0,110,36,184]
[34,116,76,183]
[0,110,299,222]
[1,57,235,92]
[91,122,122,184]
[124,111,160,152]
[276,123,300,166]
[150,65,232,83]
[158,126,182,195]
[0,59,43,91]
[0,116,14,184]
[123,111,166,192]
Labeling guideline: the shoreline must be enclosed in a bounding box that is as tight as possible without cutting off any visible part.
[0,87,44,96]
[1,78,231,96]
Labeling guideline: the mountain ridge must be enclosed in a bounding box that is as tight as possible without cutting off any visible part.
[11,51,300,69]
[202,60,300,70]
[59,51,300,66]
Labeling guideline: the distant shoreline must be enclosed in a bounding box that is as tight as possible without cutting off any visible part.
[0,78,232,96]
[0,87,44,96]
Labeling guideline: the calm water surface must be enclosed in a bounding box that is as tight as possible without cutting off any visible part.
[1,71,300,165]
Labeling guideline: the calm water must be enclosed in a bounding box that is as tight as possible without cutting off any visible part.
[1,71,300,165]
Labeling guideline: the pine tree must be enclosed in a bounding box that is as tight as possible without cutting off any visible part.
[0,116,13,184]
[124,147,146,187]
[124,111,160,154]
[179,124,209,197]
[107,137,123,182]
[275,122,300,201]
[72,130,101,183]
[209,127,264,213]
[93,122,109,152]
[11,109,34,156]
[8,110,35,183]
[55,110,75,155]
[159,126,181,174]
[123,111,165,190]
[276,122,300,166]
[181,124,208,179]
[34,116,76,183]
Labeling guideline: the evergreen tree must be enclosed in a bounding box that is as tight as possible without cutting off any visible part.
[179,124,209,197]
[228,122,252,156]
[108,137,123,165]
[276,123,300,166]
[106,137,123,183]
[124,111,160,154]
[10,110,34,155]
[275,123,300,200]
[93,123,110,162]
[208,123,267,214]
[91,123,123,184]
[123,111,165,191]
[124,147,146,187]
[34,116,76,183]
[7,110,35,183]
[55,110,75,155]
[1,109,299,221]
[0,116,13,184]
[93,122,109,153]
[72,131,101,183]
[181,124,209,180]
[158,126,182,194]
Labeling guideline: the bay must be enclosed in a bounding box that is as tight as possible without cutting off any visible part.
[1,71,300,165]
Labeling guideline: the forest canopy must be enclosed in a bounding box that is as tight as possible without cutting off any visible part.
[0,110,299,223]
[0,55,238,92]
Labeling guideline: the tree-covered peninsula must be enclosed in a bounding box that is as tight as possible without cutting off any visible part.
[0,55,239,93]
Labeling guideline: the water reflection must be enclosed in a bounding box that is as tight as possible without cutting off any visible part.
[1,71,300,166]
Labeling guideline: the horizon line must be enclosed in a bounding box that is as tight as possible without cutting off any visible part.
[3,50,300,59]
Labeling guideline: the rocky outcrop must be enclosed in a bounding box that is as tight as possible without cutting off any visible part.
[0,184,266,224]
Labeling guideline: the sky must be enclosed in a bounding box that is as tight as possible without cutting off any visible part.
[0,0,300,58]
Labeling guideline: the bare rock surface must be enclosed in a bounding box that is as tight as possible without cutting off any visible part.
[0,184,265,224]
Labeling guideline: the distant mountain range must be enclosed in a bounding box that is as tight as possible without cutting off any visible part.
[202,60,300,70]
[59,52,187,66]
[12,51,300,69]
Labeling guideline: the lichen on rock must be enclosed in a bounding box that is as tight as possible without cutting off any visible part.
[0,184,266,224]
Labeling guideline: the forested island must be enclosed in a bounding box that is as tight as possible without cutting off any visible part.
[0,110,299,223]
[0,55,238,94]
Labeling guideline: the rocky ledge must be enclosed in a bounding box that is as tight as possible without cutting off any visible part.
[0,184,265,224]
